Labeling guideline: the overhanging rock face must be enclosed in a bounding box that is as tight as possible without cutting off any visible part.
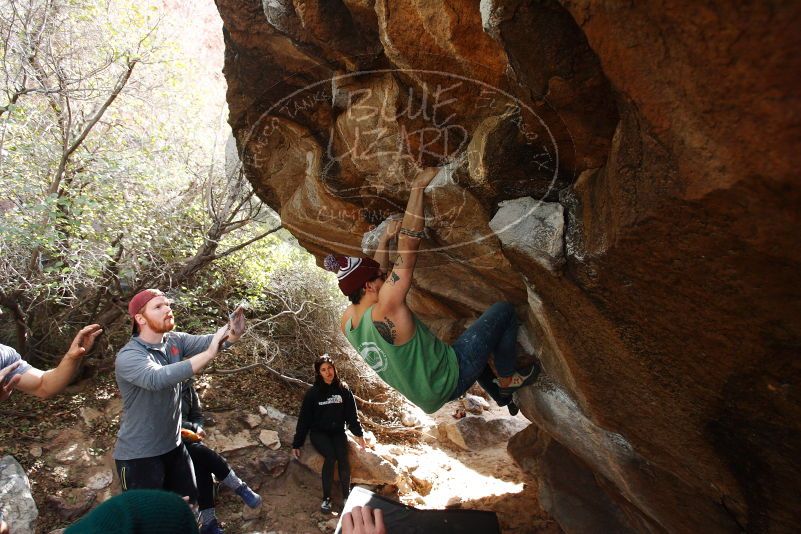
[215,1,801,531]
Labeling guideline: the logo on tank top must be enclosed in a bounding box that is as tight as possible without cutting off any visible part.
[358,342,387,373]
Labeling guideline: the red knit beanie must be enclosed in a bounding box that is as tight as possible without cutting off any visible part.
[128,289,163,335]
[324,255,381,296]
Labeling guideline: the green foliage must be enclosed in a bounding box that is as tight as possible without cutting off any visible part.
[0,0,340,365]
[173,233,343,338]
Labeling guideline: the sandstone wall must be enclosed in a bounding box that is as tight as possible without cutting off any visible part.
[215,1,801,531]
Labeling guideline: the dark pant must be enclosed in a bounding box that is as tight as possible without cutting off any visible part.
[310,430,350,500]
[115,443,198,504]
[450,301,520,402]
[185,441,232,511]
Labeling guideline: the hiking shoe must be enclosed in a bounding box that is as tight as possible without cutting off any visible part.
[200,519,224,534]
[495,362,540,395]
[321,498,332,514]
[235,484,262,508]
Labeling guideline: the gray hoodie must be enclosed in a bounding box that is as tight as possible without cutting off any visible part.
[113,332,212,460]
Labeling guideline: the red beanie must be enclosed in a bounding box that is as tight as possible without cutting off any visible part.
[128,289,163,335]
[324,255,381,296]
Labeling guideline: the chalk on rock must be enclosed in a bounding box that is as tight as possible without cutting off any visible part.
[361,213,403,257]
[489,197,565,272]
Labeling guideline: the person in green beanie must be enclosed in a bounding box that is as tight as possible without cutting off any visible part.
[65,490,198,534]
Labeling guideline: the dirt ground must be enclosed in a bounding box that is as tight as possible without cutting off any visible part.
[1,365,558,533]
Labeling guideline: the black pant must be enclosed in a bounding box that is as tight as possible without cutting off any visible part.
[185,441,232,510]
[115,443,198,504]
[310,430,350,500]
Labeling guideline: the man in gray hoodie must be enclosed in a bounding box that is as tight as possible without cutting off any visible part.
[113,289,243,503]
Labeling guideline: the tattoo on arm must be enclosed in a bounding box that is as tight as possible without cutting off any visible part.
[387,272,400,285]
[374,317,397,344]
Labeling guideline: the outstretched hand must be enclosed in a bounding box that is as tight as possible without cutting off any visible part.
[0,361,22,402]
[64,324,103,361]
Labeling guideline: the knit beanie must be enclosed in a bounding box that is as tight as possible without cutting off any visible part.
[128,289,163,335]
[324,255,381,296]
[65,490,198,534]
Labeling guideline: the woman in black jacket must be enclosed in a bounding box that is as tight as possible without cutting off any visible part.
[181,380,261,534]
[292,354,366,514]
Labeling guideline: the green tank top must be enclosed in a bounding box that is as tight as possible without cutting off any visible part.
[345,306,459,414]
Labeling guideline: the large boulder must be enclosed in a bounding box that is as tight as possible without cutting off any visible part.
[489,198,565,272]
[295,438,401,487]
[216,0,801,531]
[438,414,529,452]
[0,456,38,534]
[508,427,645,534]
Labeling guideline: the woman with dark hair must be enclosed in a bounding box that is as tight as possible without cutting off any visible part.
[292,354,366,514]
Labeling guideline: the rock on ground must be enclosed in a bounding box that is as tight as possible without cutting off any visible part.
[0,456,38,534]
[296,438,401,487]
[438,414,529,452]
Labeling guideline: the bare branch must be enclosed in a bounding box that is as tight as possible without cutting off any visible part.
[48,58,138,195]
[211,224,283,261]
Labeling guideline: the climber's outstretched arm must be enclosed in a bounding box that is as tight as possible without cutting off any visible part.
[378,167,438,311]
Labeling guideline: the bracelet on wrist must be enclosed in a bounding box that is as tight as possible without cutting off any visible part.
[399,227,426,239]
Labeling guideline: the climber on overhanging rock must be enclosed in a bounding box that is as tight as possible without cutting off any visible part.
[324,166,540,415]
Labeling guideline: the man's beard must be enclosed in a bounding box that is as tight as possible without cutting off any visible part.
[145,315,175,334]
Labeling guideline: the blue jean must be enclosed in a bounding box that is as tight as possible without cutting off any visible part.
[449,302,519,403]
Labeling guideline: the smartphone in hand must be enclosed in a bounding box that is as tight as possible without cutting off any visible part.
[228,302,248,338]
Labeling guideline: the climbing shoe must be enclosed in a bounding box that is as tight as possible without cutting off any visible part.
[321,497,332,514]
[235,484,262,508]
[496,394,517,414]
[507,401,520,416]
[495,361,540,396]
[200,519,224,534]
